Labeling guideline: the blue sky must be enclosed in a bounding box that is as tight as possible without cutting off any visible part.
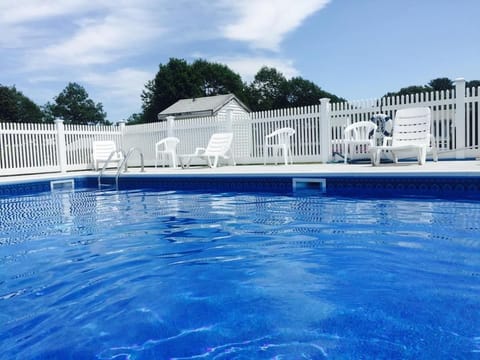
[1,0,479,122]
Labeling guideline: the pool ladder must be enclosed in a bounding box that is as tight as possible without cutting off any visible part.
[98,147,145,189]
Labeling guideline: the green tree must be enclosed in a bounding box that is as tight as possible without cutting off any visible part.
[245,68,343,111]
[0,85,43,123]
[141,58,199,123]
[191,59,245,100]
[125,113,144,125]
[467,80,480,96]
[245,67,288,111]
[467,80,480,88]
[139,58,346,120]
[428,77,453,91]
[284,77,344,107]
[141,58,247,123]
[43,82,109,125]
[384,85,432,98]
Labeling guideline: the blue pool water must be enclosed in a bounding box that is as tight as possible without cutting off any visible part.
[1,188,480,359]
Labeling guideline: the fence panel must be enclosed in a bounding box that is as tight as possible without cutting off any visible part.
[0,122,59,175]
[64,124,123,171]
[329,89,466,161]
[1,81,479,177]
[465,86,480,158]
[123,122,168,166]
[248,105,324,164]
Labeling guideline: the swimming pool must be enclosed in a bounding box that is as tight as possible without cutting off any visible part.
[1,187,479,359]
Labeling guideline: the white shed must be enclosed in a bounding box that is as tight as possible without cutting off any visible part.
[157,94,250,120]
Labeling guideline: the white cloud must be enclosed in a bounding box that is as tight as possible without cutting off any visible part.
[221,0,330,50]
[1,0,329,121]
[27,6,165,68]
[81,68,154,120]
[211,56,300,82]
[0,0,96,24]
[82,68,152,99]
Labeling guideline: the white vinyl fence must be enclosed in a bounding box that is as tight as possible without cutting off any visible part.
[1,78,479,176]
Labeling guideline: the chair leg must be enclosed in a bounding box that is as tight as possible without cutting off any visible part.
[432,147,438,162]
[374,150,381,166]
[344,143,348,164]
[172,153,177,168]
[419,148,426,165]
[206,156,214,168]
[392,152,398,163]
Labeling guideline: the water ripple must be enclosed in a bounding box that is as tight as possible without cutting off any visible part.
[0,190,479,359]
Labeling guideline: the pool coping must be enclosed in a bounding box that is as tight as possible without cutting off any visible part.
[2,160,480,185]
[1,160,479,199]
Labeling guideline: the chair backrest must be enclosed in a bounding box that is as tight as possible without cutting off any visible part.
[156,137,179,152]
[391,107,431,147]
[266,127,295,146]
[92,140,118,160]
[205,133,233,155]
[344,121,377,141]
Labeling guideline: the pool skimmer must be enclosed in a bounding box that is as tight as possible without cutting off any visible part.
[292,178,327,194]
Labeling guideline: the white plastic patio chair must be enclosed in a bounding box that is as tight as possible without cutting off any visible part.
[178,132,235,168]
[342,121,377,164]
[92,140,124,170]
[370,107,438,166]
[263,127,295,165]
[155,137,180,168]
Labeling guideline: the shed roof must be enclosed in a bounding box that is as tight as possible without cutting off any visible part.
[158,94,250,119]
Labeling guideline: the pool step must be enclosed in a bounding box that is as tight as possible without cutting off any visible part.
[98,179,117,189]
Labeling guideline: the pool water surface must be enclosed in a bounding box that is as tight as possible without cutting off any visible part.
[1,188,479,359]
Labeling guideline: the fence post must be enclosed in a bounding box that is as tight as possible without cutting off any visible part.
[117,121,126,150]
[454,78,466,159]
[166,116,175,137]
[319,98,331,163]
[54,119,67,173]
[225,110,235,165]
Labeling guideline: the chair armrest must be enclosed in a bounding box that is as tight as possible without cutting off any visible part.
[382,136,392,146]
[194,147,206,155]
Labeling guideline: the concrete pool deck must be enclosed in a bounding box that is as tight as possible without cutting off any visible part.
[1,160,480,185]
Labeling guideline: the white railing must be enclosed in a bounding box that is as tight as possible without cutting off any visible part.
[123,121,168,166]
[330,90,458,159]
[65,123,123,171]
[1,78,479,176]
[0,122,59,175]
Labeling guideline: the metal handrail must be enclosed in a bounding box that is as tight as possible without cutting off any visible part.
[97,150,126,188]
[115,147,145,189]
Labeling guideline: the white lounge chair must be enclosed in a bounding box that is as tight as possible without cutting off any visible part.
[342,121,377,164]
[370,107,438,166]
[263,127,295,165]
[178,132,235,168]
[92,140,124,170]
[155,137,180,168]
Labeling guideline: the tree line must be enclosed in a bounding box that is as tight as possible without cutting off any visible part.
[1,57,479,125]
[0,82,110,125]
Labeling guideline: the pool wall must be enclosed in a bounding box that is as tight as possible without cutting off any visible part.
[1,174,479,199]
